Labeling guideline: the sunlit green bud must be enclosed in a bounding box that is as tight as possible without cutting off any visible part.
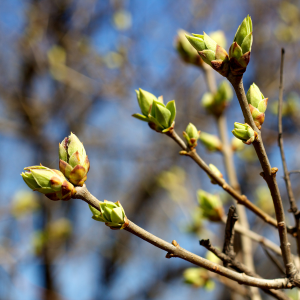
[175,29,203,66]
[11,190,40,218]
[185,32,229,77]
[89,200,128,229]
[246,83,268,129]
[133,90,176,133]
[232,122,257,145]
[202,81,233,116]
[183,123,200,148]
[59,132,90,186]
[231,137,245,152]
[21,166,75,201]
[206,250,221,265]
[229,15,253,75]
[183,268,210,288]
[136,88,158,117]
[197,190,224,221]
[208,164,223,184]
[199,132,222,151]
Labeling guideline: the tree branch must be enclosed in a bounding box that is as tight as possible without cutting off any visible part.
[222,206,238,266]
[73,185,293,290]
[166,129,295,234]
[277,48,300,262]
[227,73,298,281]
[200,239,291,300]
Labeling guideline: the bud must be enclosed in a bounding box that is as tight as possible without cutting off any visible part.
[21,166,75,201]
[183,268,211,288]
[59,132,90,186]
[47,218,72,241]
[231,137,245,152]
[185,32,229,76]
[197,190,224,221]
[202,81,233,116]
[183,123,200,148]
[229,15,253,75]
[232,122,257,145]
[175,29,203,67]
[133,89,176,133]
[11,190,39,218]
[208,164,223,184]
[89,200,129,229]
[199,132,222,151]
[246,83,268,129]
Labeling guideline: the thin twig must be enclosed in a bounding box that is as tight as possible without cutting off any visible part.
[227,73,299,282]
[200,239,292,300]
[166,129,295,234]
[222,216,283,257]
[203,63,259,299]
[277,48,300,262]
[222,206,238,266]
[73,185,293,289]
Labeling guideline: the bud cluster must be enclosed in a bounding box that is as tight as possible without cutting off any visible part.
[21,166,75,201]
[185,32,229,76]
[22,133,90,202]
[89,200,128,229]
[132,88,176,133]
[232,122,257,145]
[185,15,253,76]
[197,190,224,222]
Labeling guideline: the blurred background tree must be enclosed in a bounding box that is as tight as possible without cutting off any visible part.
[2,0,300,299]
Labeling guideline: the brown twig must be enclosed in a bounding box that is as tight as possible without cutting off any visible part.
[166,130,295,234]
[203,64,259,299]
[227,73,299,282]
[222,206,238,266]
[200,239,291,300]
[73,185,293,289]
[222,216,283,257]
[277,48,300,262]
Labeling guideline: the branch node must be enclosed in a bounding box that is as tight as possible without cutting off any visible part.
[172,240,179,247]
[271,167,278,176]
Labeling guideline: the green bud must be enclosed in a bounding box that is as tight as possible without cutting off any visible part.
[231,137,245,152]
[21,166,75,201]
[229,15,253,75]
[197,190,224,221]
[47,218,72,241]
[183,268,212,288]
[185,32,229,76]
[208,164,223,184]
[175,29,202,66]
[199,132,222,151]
[11,190,39,218]
[202,81,233,116]
[246,83,268,129]
[232,122,257,145]
[183,123,200,148]
[89,200,128,229]
[135,88,158,117]
[59,132,90,186]
[133,90,176,133]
